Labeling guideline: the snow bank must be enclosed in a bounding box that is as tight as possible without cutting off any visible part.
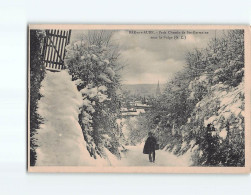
[34,70,109,166]
[205,81,244,128]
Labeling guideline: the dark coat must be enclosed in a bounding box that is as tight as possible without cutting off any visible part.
[143,136,157,154]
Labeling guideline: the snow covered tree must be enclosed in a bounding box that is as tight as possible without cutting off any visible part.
[143,30,245,166]
[65,31,123,159]
[186,30,245,166]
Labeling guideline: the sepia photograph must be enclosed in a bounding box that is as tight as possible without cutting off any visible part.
[28,25,250,173]
[2,0,251,194]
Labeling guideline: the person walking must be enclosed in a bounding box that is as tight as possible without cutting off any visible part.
[143,132,157,163]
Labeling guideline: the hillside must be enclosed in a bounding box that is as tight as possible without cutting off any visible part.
[121,84,165,97]
[142,30,245,166]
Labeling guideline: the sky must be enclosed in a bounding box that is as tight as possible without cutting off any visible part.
[72,29,223,84]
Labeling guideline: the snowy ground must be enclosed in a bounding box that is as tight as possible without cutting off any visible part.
[117,143,192,166]
[34,70,192,167]
[117,118,192,166]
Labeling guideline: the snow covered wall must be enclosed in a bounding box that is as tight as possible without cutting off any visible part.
[34,70,108,166]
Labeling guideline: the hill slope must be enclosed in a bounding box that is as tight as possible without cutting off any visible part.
[121,84,165,97]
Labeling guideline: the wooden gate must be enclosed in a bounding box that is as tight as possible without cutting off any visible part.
[42,29,71,71]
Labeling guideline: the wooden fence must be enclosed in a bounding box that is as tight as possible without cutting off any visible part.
[42,29,71,71]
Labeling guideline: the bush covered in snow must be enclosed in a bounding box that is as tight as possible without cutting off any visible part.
[29,30,46,166]
[119,116,150,145]
[144,30,245,166]
[65,31,124,159]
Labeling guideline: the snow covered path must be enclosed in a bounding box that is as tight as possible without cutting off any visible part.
[34,70,192,167]
[118,143,192,166]
[34,70,104,166]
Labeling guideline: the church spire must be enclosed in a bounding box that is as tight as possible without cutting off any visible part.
[156,80,161,97]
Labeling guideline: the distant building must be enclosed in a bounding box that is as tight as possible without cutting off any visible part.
[156,80,161,97]
[120,100,151,118]
[121,108,146,117]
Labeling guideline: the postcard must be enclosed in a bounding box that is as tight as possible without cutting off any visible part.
[28,25,251,173]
